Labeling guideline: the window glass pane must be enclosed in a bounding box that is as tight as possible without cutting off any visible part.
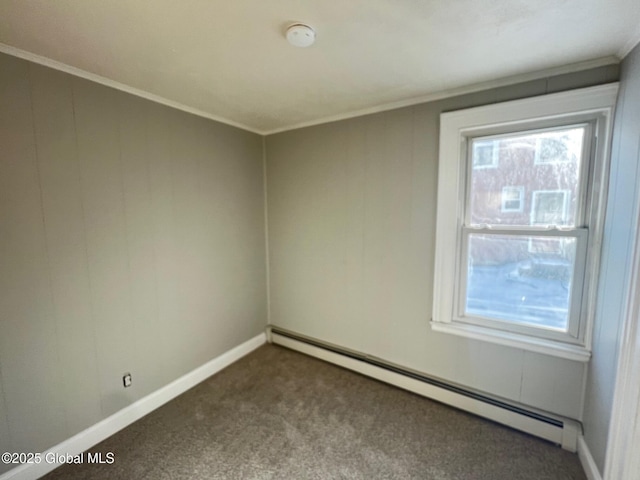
[472,140,498,168]
[465,233,577,332]
[469,127,585,227]
[531,190,568,225]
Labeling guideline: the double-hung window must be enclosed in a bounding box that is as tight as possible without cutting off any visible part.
[432,84,618,361]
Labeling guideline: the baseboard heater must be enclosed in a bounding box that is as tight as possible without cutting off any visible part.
[268,326,580,452]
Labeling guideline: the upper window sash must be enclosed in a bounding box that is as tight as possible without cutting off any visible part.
[463,122,594,230]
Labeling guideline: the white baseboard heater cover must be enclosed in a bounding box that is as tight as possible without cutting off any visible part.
[269,327,580,452]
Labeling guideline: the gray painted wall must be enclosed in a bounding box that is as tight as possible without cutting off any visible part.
[0,52,266,474]
[266,65,619,420]
[583,43,640,473]
[0,44,633,476]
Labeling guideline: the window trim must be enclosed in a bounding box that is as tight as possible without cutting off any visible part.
[432,84,618,362]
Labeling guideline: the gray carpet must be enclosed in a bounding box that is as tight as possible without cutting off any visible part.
[43,344,586,479]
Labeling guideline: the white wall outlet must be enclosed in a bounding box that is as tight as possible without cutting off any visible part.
[123,373,132,388]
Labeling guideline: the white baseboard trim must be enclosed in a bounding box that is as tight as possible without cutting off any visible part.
[271,330,580,451]
[578,435,603,480]
[0,333,266,480]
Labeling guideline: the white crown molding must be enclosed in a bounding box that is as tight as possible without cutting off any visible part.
[0,43,263,136]
[618,25,640,59]
[263,56,620,135]
[0,43,620,137]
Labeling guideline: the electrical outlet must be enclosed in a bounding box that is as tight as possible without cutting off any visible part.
[123,373,132,388]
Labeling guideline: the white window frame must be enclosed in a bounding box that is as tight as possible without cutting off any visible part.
[431,84,618,362]
[501,186,524,213]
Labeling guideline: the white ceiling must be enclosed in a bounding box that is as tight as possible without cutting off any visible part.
[1,0,639,134]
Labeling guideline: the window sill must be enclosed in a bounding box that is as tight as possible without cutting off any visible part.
[430,321,591,362]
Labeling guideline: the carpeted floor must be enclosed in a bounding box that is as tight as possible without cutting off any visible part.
[43,344,586,479]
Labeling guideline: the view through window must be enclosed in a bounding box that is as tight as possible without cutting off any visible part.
[464,127,585,332]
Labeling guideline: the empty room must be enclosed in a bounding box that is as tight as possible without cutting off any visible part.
[1,1,640,479]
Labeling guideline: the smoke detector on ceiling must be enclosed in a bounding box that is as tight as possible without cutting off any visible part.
[286,23,316,48]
